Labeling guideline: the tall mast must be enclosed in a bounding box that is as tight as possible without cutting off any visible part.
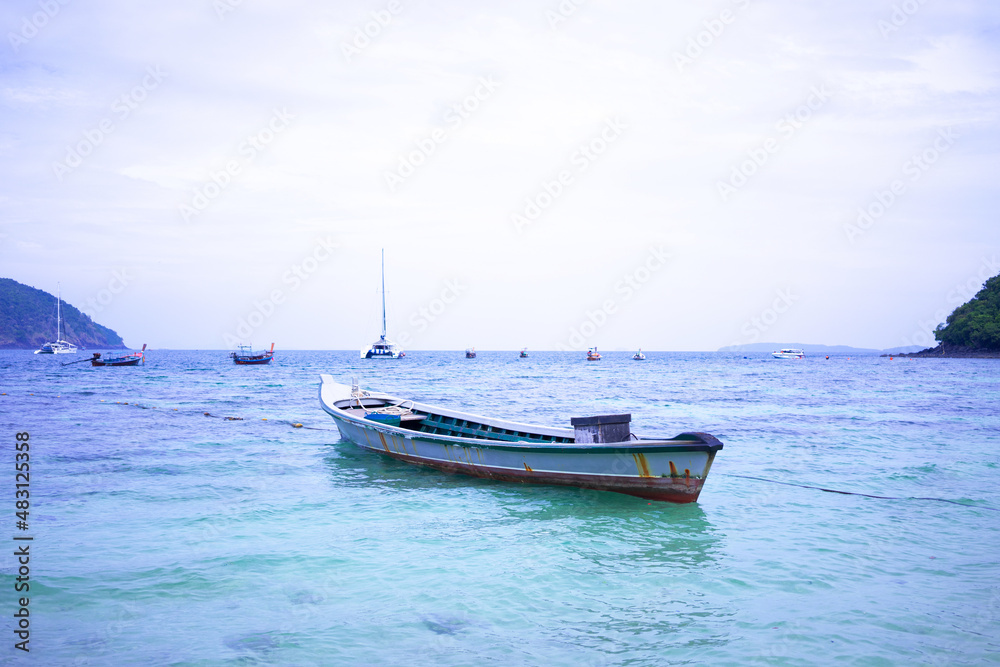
[57,283,62,341]
[381,249,387,339]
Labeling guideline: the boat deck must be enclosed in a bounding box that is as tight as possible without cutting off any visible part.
[337,401,574,443]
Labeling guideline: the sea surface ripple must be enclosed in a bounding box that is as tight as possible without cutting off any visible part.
[1,350,998,665]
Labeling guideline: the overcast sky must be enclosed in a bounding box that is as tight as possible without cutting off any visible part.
[2,0,998,351]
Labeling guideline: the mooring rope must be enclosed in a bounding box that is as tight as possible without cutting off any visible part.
[721,473,1000,511]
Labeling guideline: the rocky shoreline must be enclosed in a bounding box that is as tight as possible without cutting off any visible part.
[883,342,1000,359]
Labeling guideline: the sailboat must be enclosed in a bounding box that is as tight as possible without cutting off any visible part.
[34,284,78,354]
[361,250,404,359]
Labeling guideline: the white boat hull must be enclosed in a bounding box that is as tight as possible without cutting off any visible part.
[34,340,77,354]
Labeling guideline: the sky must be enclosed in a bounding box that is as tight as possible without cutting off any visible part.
[1,0,998,351]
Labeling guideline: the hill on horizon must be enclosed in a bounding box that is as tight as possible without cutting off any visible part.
[0,278,127,349]
[716,342,924,355]
[933,273,1000,350]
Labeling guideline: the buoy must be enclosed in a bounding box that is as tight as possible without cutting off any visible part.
[262,418,267,421]
[204,412,211,416]
[292,423,303,428]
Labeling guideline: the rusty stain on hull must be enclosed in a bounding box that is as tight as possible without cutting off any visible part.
[669,461,678,478]
[377,431,389,452]
[633,453,652,477]
[376,449,708,503]
[702,452,717,479]
[524,463,533,472]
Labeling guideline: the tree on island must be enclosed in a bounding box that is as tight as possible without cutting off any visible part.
[934,273,1000,350]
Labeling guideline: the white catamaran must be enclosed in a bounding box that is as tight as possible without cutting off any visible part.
[35,284,78,354]
[361,249,404,359]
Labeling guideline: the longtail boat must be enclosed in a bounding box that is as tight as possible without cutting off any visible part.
[319,376,723,503]
[91,344,146,366]
[231,343,275,365]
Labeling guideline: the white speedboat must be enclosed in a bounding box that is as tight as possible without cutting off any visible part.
[34,284,78,355]
[361,250,404,359]
[771,348,804,359]
[633,349,646,361]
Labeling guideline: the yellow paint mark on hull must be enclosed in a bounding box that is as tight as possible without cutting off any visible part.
[524,463,533,472]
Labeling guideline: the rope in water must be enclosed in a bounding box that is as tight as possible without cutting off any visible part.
[721,473,1000,511]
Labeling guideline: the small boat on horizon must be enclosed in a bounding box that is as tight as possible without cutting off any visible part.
[587,347,601,361]
[34,284,77,355]
[92,344,146,367]
[319,376,723,503]
[633,349,645,361]
[519,348,528,358]
[465,347,476,358]
[230,343,274,365]
[772,348,805,359]
[362,250,404,359]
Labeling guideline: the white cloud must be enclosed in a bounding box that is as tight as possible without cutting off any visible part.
[0,0,998,349]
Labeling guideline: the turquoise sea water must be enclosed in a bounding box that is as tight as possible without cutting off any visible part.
[1,350,998,665]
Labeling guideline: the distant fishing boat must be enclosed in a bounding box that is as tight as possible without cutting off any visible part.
[362,250,404,359]
[519,348,528,358]
[465,347,476,359]
[34,284,77,355]
[319,376,723,503]
[91,344,146,367]
[633,349,646,361]
[230,343,274,365]
[587,347,601,361]
[772,348,804,359]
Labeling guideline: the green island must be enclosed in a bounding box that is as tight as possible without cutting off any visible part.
[896,272,1000,358]
[0,278,126,350]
